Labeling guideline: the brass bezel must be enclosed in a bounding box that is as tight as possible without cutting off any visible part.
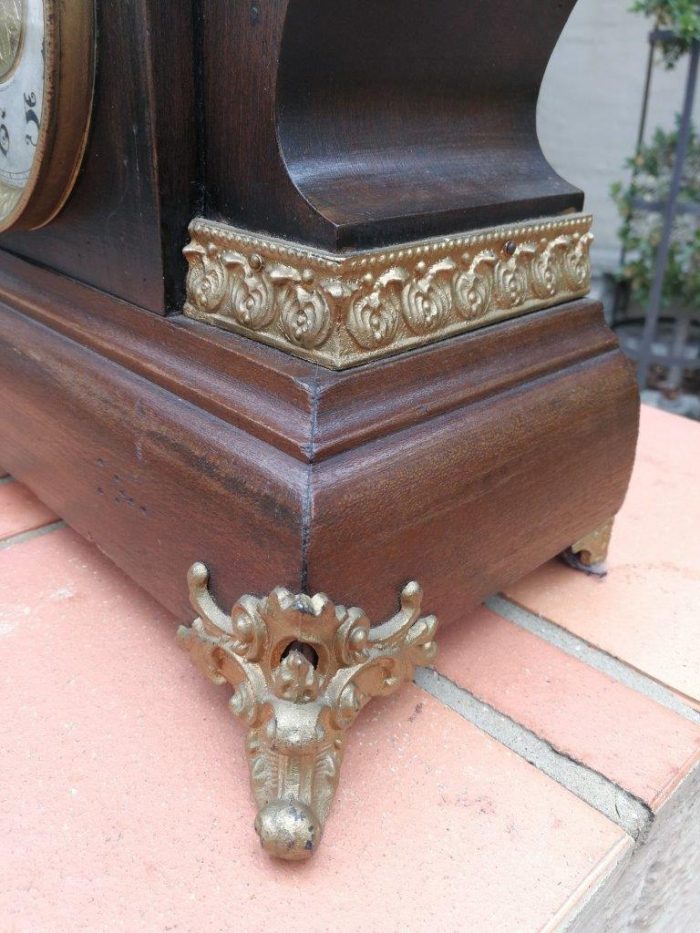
[0,0,95,232]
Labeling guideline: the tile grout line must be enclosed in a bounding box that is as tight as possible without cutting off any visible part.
[486,594,700,724]
[0,520,66,551]
[415,666,653,842]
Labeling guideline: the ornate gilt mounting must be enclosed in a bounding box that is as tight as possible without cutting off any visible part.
[564,519,615,575]
[183,213,593,369]
[178,563,439,860]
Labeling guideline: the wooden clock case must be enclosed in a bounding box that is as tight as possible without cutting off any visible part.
[0,0,638,858]
[0,0,639,625]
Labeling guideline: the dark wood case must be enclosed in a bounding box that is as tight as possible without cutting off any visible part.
[0,0,638,628]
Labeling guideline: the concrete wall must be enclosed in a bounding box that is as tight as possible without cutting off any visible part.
[538,0,700,274]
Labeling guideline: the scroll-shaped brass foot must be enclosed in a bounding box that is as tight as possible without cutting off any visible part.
[563,519,614,576]
[178,563,439,861]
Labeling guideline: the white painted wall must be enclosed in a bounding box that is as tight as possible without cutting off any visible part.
[538,0,700,274]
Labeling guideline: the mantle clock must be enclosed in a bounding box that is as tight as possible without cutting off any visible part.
[0,0,639,860]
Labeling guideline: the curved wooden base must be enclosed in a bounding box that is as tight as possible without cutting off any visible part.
[0,249,639,858]
[0,250,639,631]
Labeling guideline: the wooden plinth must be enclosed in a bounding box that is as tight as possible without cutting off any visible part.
[0,250,639,626]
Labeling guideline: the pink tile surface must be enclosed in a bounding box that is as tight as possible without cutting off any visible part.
[0,528,629,932]
[0,479,57,540]
[437,607,700,810]
[507,406,700,705]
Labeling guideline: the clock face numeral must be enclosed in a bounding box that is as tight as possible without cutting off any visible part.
[0,111,8,155]
[0,92,41,159]
[24,90,38,145]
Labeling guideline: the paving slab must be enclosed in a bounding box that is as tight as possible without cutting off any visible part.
[0,527,630,933]
[437,606,700,811]
[0,477,58,540]
[506,406,700,706]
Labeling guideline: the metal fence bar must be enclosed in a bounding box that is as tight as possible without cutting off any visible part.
[636,39,700,386]
[614,31,657,325]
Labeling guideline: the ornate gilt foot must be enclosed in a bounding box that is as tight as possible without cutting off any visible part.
[178,563,438,860]
[563,519,615,576]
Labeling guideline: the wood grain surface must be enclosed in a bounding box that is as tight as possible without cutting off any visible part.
[0,251,639,625]
[1,0,197,313]
[204,0,582,248]
[0,0,639,627]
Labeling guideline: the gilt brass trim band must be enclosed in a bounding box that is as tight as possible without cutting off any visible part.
[183,213,593,369]
[178,563,439,860]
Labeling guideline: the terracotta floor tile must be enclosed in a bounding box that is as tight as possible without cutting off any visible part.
[0,479,58,540]
[437,606,700,810]
[506,406,700,705]
[0,528,629,932]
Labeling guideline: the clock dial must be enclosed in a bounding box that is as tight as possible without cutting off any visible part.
[0,0,94,233]
[0,0,44,197]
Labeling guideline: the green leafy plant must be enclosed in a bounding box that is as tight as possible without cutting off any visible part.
[631,0,700,67]
[611,123,700,309]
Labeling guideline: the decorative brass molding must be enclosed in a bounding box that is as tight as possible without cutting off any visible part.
[183,213,594,370]
[565,519,615,575]
[178,563,439,860]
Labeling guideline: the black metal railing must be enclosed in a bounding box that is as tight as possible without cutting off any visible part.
[612,30,700,394]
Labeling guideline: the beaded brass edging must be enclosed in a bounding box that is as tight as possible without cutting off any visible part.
[183,213,593,369]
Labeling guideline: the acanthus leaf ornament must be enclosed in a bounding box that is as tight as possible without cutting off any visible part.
[530,236,570,300]
[178,563,439,861]
[278,282,333,350]
[453,250,498,321]
[493,243,536,309]
[563,231,594,291]
[183,242,229,314]
[183,213,594,369]
[401,258,456,334]
[222,250,276,330]
[346,269,405,349]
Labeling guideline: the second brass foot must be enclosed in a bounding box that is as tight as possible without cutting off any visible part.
[563,519,615,576]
